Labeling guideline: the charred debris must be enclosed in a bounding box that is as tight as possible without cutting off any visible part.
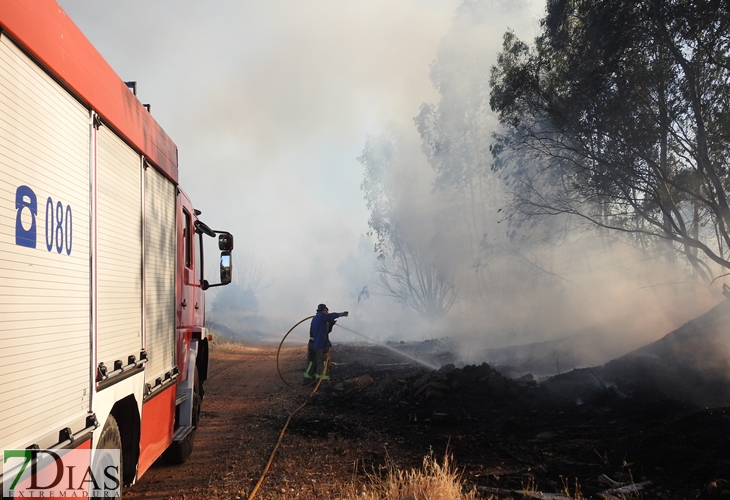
[292,301,730,499]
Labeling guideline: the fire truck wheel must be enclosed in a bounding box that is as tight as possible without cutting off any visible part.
[94,415,123,498]
[162,367,201,464]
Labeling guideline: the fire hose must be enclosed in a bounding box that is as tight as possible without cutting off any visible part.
[246,316,327,500]
[276,315,313,388]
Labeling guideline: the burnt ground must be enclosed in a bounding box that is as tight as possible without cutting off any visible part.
[126,301,730,500]
[304,342,730,499]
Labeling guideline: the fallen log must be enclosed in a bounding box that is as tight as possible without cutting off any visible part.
[598,474,622,488]
[597,481,652,499]
[476,485,573,500]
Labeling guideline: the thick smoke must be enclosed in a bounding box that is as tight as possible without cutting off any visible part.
[208,0,719,366]
[59,0,721,368]
[340,0,719,373]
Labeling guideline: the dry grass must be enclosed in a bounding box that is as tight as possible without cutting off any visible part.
[338,451,478,500]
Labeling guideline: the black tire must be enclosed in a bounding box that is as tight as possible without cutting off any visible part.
[162,367,201,465]
[93,415,123,499]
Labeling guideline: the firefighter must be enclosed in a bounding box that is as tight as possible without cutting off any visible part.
[302,303,348,385]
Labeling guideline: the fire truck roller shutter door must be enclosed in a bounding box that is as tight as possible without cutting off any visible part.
[144,165,176,385]
[0,34,92,462]
[96,125,143,377]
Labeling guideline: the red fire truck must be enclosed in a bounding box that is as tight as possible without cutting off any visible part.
[0,0,232,492]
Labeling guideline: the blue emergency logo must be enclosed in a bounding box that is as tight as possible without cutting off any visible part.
[15,185,73,255]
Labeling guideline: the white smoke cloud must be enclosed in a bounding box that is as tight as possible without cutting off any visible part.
[56,0,718,372]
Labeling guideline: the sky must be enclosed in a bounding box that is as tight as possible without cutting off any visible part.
[55,0,540,321]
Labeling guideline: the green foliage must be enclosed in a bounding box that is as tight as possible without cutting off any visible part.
[490,0,730,282]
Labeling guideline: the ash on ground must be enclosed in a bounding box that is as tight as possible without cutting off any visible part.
[292,301,730,499]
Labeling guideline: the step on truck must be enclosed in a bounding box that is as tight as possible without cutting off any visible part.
[0,0,233,495]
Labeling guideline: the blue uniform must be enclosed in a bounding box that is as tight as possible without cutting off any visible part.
[303,310,346,383]
[310,311,345,350]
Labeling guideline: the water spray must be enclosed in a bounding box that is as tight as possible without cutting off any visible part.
[334,323,441,371]
[276,317,442,387]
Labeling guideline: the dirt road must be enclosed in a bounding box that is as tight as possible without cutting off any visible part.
[125,342,308,499]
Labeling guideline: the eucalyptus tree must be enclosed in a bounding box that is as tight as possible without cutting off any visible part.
[490,0,730,284]
[358,134,457,319]
[415,0,532,298]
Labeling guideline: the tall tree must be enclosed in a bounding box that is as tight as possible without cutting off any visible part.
[416,0,560,298]
[490,0,730,284]
[414,0,522,291]
[359,133,457,319]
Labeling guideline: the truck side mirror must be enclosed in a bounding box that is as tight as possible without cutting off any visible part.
[219,232,234,251]
[220,251,232,285]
